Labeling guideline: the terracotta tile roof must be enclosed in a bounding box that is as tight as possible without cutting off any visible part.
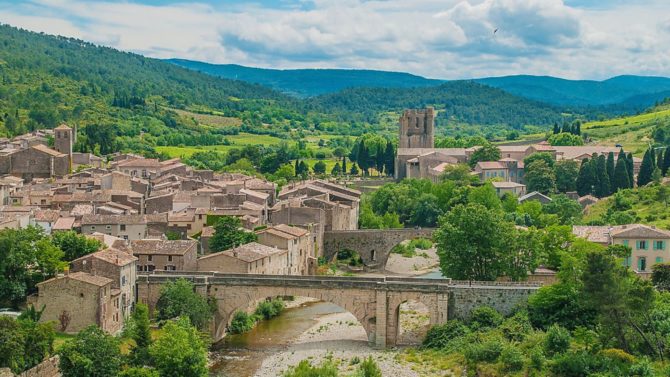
[129,239,197,255]
[610,224,670,239]
[33,210,61,222]
[476,161,506,169]
[31,144,65,157]
[53,217,76,230]
[67,271,112,287]
[200,242,284,263]
[272,224,308,237]
[75,248,137,266]
[117,158,161,168]
[54,124,72,130]
[201,226,215,237]
[572,225,611,244]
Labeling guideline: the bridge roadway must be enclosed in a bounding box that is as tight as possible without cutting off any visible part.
[137,272,539,348]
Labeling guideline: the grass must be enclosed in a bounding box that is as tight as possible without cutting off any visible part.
[53,332,75,351]
[171,108,242,128]
[583,184,670,230]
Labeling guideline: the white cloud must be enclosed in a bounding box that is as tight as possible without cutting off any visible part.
[0,0,668,79]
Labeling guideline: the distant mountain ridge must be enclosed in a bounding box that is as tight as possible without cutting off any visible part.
[167,59,670,110]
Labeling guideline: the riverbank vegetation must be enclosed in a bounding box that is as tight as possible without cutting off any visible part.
[228,298,286,334]
[282,356,382,377]
[404,242,670,376]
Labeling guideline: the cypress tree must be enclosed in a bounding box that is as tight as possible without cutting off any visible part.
[606,152,615,192]
[657,148,664,173]
[613,154,630,191]
[663,147,670,176]
[651,147,657,169]
[342,156,347,175]
[294,159,299,177]
[576,158,595,196]
[626,152,635,188]
[595,155,611,198]
[384,140,395,177]
[638,148,654,187]
[575,121,581,136]
[358,142,369,175]
[553,123,560,134]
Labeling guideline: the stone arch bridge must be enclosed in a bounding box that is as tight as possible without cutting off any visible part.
[137,272,539,348]
[323,228,435,270]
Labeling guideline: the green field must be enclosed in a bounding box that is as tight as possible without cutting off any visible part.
[583,107,670,155]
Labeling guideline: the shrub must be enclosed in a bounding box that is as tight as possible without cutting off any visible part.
[628,358,655,377]
[283,360,339,377]
[255,299,284,320]
[358,357,382,377]
[652,263,670,291]
[410,238,433,250]
[550,351,606,377]
[464,339,504,364]
[229,311,255,334]
[500,346,524,372]
[499,311,533,342]
[529,348,545,370]
[422,320,470,349]
[469,306,503,330]
[545,324,571,356]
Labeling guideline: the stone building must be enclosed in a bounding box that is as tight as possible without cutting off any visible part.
[70,248,138,319]
[196,242,288,274]
[131,239,198,271]
[256,224,313,275]
[573,224,670,273]
[398,107,435,149]
[0,144,70,180]
[34,271,122,334]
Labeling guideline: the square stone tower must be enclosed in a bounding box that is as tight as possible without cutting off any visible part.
[54,124,73,172]
[398,107,435,149]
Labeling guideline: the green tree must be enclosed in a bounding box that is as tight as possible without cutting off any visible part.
[331,162,341,175]
[118,367,160,377]
[548,132,584,146]
[155,278,214,330]
[468,143,501,168]
[0,227,66,306]
[627,152,635,188]
[410,193,442,227]
[0,317,25,373]
[657,184,670,208]
[576,158,595,196]
[435,203,516,281]
[357,140,370,175]
[524,152,554,169]
[58,326,122,377]
[51,231,102,261]
[543,195,582,225]
[606,152,615,190]
[384,140,395,177]
[272,163,295,182]
[638,148,654,187]
[594,154,611,198]
[613,152,631,191]
[341,156,347,174]
[467,183,502,211]
[525,159,556,194]
[209,216,257,252]
[663,146,670,176]
[149,318,208,377]
[440,163,477,186]
[128,303,152,366]
[554,160,579,193]
[350,163,359,175]
[313,160,326,174]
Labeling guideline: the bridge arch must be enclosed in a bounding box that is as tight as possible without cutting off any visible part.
[323,229,435,270]
[209,285,378,342]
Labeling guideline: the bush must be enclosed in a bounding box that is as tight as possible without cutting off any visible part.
[529,348,545,370]
[358,357,382,377]
[499,311,533,342]
[422,320,470,349]
[550,351,606,377]
[469,306,503,330]
[283,360,339,377]
[629,358,655,377]
[464,339,504,364]
[545,324,571,356]
[500,346,524,372]
[255,299,284,320]
[410,238,433,250]
[229,311,255,334]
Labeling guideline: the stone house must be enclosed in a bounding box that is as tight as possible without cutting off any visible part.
[0,144,70,180]
[573,224,670,273]
[80,214,149,240]
[256,224,312,275]
[491,181,526,197]
[34,271,122,334]
[115,157,162,179]
[518,191,552,204]
[131,239,198,272]
[196,242,288,274]
[70,248,138,319]
[32,209,61,234]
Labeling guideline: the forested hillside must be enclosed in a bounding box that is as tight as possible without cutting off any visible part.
[476,75,670,109]
[306,82,565,128]
[167,59,443,97]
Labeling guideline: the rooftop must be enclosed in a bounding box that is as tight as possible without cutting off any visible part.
[130,239,197,255]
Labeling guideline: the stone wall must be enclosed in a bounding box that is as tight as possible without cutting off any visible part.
[146,193,174,214]
[19,357,60,377]
[448,284,539,319]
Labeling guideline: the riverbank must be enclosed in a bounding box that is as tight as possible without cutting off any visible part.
[254,311,420,377]
[385,247,439,276]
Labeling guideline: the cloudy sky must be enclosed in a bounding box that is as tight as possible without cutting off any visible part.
[1,0,669,80]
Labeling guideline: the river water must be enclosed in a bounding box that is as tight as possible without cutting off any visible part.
[208,301,345,377]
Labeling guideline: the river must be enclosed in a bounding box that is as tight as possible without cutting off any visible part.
[208,301,346,377]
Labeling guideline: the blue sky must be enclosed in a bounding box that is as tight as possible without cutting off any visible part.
[1,0,669,79]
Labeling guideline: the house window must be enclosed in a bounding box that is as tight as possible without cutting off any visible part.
[638,257,647,271]
[168,256,173,262]
[137,265,142,271]
[623,256,632,267]
[91,226,96,230]
[147,265,155,272]
[656,257,664,264]
[148,255,153,262]
[121,276,126,286]
[120,224,126,231]
[371,250,376,261]
[106,225,111,230]
[654,241,665,250]
[623,240,629,247]
[637,240,648,250]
